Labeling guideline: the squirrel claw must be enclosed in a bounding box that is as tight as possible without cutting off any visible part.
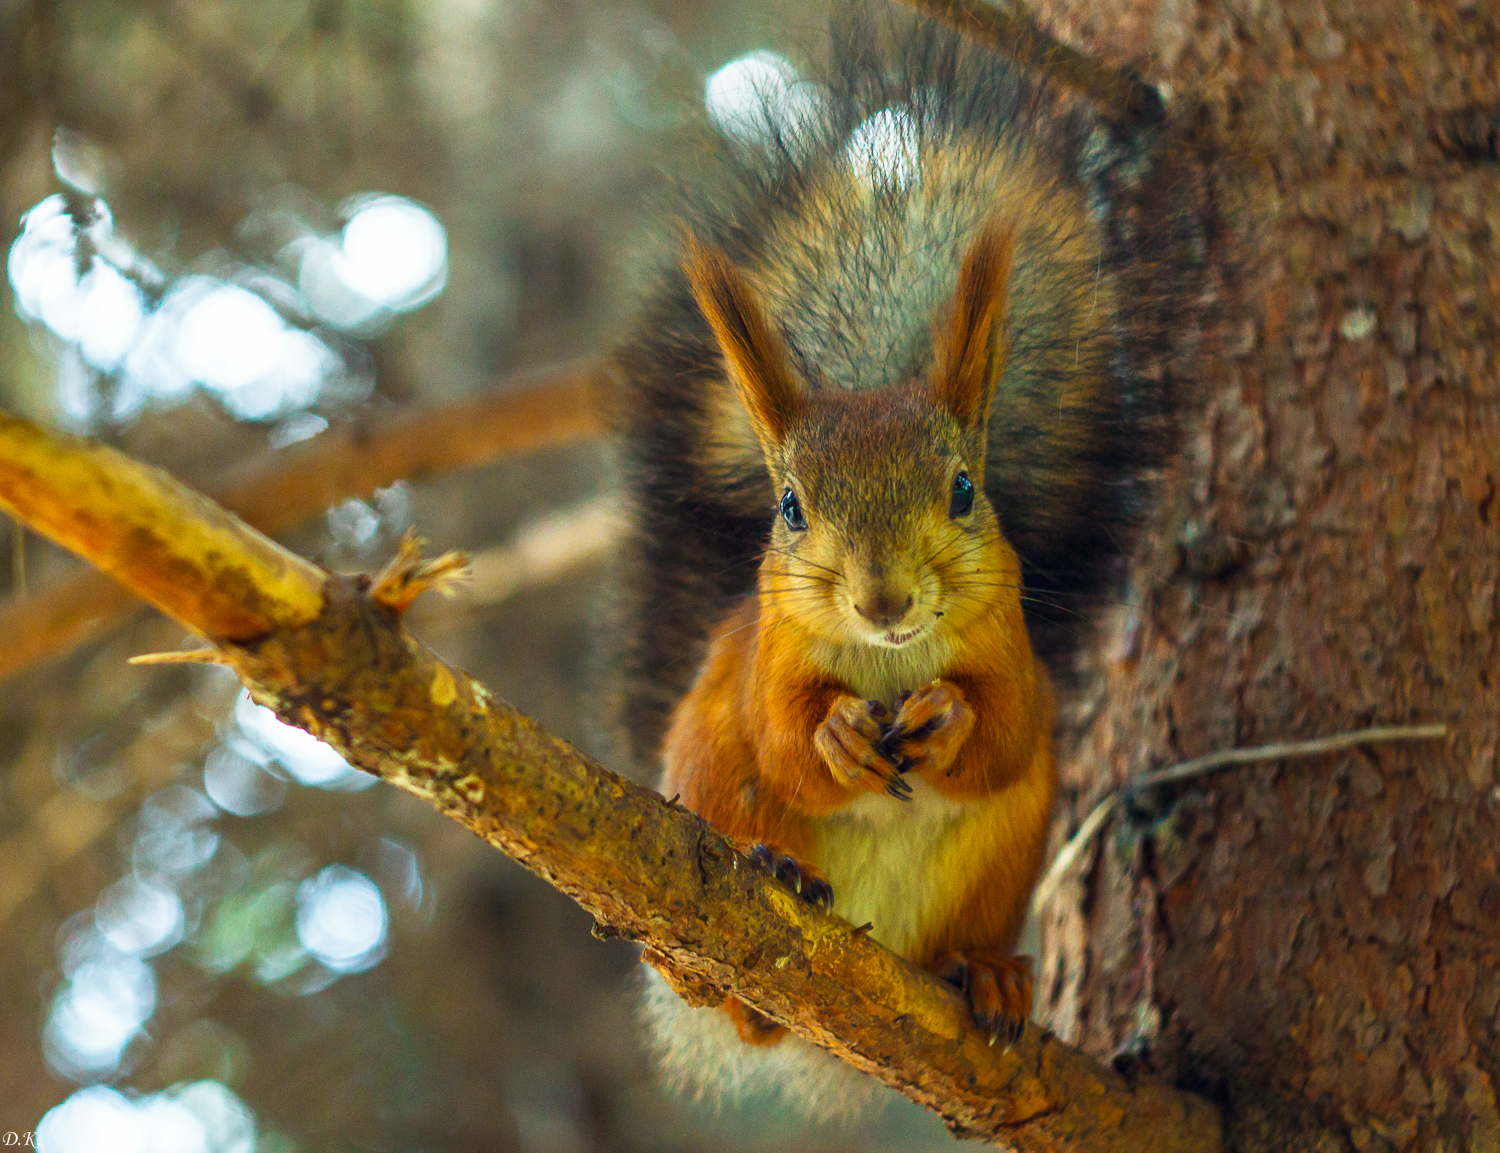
[882,681,974,778]
[816,695,911,797]
[987,1011,1025,1052]
[743,843,834,910]
[933,952,1032,1051]
[875,721,937,771]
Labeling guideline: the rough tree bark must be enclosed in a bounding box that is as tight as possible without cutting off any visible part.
[1030,1,1500,1149]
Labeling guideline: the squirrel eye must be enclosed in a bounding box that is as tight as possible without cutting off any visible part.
[949,471,975,519]
[780,488,807,532]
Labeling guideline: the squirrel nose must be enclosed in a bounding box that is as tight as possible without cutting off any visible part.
[854,592,914,628]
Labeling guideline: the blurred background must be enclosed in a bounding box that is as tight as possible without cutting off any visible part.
[0,0,969,1149]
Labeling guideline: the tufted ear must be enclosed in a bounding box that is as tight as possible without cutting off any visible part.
[683,236,804,451]
[931,222,1016,431]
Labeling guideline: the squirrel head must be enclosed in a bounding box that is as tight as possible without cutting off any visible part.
[684,224,1021,650]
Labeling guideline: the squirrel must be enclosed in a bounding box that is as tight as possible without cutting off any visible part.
[605,4,1196,1120]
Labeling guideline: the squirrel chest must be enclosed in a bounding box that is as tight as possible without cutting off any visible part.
[802,628,1017,960]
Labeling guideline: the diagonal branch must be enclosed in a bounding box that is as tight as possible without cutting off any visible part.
[0,409,1222,1153]
[0,360,609,682]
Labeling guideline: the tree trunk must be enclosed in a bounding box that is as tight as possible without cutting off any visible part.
[1034,0,1500,1148]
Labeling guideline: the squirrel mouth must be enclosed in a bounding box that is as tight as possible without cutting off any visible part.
[879,626,923,647]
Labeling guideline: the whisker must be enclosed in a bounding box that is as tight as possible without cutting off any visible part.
[761,571,835,586]
[762,544,843,576]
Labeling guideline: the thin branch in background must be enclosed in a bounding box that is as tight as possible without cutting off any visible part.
[893,0,1163,124]
[0,359,610,683]
[1032,724,1451,911]
[9,518,23,599]
[211,359,609,528]
[148,0,301,139]
[0,410,1224,1153]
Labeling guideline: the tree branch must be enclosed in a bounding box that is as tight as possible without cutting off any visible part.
[893,0,1162,124]
[0,410,1222,1153]
[0,360,609,682]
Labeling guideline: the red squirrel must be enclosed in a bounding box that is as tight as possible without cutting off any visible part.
[608,8,1192,1117]
[665,223,1054,1053]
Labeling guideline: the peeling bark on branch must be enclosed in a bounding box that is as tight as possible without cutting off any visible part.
[0,410,1223,1151]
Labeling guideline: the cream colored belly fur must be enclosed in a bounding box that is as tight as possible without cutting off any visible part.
[810,780,984,957]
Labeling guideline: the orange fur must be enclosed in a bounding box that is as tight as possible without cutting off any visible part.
[661,575,1056,957]
[662,557,1055,1040]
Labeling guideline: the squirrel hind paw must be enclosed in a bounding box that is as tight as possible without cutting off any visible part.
[933,952,1033,1052]
[742,843,834,910]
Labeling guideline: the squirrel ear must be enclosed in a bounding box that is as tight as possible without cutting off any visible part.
[683,237,804,449]
[931,222,1016,431]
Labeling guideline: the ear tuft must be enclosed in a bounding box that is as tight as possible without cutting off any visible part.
[931,222,1016,430]
[683,236,803,449]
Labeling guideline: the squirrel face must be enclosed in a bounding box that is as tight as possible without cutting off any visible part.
[765,387,1014,650]
[684,222,1019,651]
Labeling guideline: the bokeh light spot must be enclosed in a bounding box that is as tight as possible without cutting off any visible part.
[373,837,424,910]
[232,690,375,790]
[44,940,157,1079]
[704,51,824,146]
[77,263,146,370]
[166,1080,256,1153]
[37,1081,256,1153]
[174,285,288,392]
[340,196,447,310]
[297,194,447,329]
[132,785,220,878]
[327,496,381,549]
[38,1086,144,1153]
[296,865,388,973]
[96,874,185,956]
[203,744,288,817]
[133,1094,209,1153]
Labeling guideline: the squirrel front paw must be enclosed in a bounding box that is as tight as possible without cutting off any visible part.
[878,680,974,776]
[815,695,913,800]
[740,842,834,910]
[933,951,1033,1050]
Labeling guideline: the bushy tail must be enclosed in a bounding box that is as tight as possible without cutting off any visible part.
[637,967,895,1124]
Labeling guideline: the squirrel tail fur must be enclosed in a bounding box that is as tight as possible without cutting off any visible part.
[637,967,893,1123]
